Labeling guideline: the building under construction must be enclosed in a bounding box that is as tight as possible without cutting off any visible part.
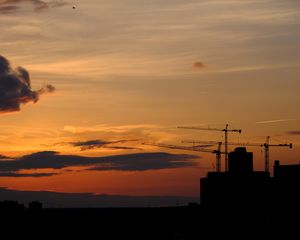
[200,147,300,207]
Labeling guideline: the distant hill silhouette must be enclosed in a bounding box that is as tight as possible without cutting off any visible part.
[0,188,198,208]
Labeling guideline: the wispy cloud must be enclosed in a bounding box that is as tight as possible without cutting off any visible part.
[63,124,163,134]
[256,119,298,124]
[62,124,179,151]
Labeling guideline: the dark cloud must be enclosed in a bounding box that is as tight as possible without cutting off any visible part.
[0,172,57,177]
[193,61,205,70]
[71,140,114,150]
[0,5,19,13]
[0,55,55,113]
[105,146,141,150]
[0,0,67,13]
[0,154,12,160]
[0,151,198,177]
[70,139,140,151]
[32,0,48,10]
[88,152,197,171]
[286,131,300,135]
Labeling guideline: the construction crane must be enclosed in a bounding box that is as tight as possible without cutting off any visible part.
[178,124,241,171]
[183,136,292,173]
[142,142,224,172]
[182,140,224,171]
[262,136,292,173]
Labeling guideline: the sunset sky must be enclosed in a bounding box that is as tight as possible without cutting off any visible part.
[0,0,300,199]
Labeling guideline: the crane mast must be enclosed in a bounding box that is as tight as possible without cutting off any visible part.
[263,136,292,173]
[182,140,223,172]
[264,136,270,173]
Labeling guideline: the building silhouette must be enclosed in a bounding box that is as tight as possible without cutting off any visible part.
[28,201,43,211]
[200,147,300,208]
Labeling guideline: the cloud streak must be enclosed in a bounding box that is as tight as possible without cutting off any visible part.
[256,119,298,124]
[0,5,19,13]
[0,0,67,13]
[286,131,300,135]
[70,139,140,151]
[0,151,198,177]
[0,172,57,177]
[0,55,55,113]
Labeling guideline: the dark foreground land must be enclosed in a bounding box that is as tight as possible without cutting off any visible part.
[1,204,299,239]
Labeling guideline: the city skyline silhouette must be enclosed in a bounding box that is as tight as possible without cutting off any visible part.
[0,147,299,240]
[0,3,300,239]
